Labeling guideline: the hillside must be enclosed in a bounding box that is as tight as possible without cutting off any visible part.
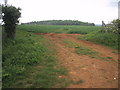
[22,20,95,26]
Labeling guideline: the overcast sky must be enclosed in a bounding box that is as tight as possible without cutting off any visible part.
[0,0,119,24]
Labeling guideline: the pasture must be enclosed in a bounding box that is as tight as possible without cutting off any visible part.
[17,24,101,34]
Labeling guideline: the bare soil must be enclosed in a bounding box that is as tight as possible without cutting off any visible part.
[36,33,118,88]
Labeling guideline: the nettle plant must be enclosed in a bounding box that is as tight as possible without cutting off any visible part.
[2,5,21,39]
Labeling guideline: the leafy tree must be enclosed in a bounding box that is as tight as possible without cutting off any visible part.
[2,5,21,39]
[112,19,120,34]
[112,19,120,27]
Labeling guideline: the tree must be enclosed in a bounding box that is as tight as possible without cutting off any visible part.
[112,19,120,34]
[2,5,21,39]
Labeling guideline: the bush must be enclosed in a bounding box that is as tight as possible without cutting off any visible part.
[78,31,119,49]
[2,5,21,39]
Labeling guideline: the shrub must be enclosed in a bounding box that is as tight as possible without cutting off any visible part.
[2,5,21,39]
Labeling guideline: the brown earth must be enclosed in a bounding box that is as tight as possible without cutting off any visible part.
[36,33,118,88]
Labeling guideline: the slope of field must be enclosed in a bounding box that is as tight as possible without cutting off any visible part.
[17,24,101,34]
[77,32,119,50]
[2,30,70,88]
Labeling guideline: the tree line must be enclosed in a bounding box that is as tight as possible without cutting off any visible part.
[22,20,95,26]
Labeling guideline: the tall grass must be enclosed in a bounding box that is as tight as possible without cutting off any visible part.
[17,24,101,34]
[2,30,69,88]
[78,31,119,50]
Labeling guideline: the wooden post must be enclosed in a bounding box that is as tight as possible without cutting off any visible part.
[5,0,7,6]
[102,21,106,33]
[118,1,120,19]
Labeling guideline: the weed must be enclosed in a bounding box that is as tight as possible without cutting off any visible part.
[3,30,69,88]
[75,46,97,55]
[112,51,118,53]
[106,57,113,59]
[89,55,98,58]
[74,80,84,84]
[62,39,79,48]
[62,39,98,56]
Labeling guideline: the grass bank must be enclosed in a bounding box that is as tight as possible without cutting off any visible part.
[2,30,69,88]
[77,31,119,50]
[62,38,117,62]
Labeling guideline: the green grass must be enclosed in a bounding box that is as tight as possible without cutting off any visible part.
[62,38,117,63]
[62,38,80,48]
[74,80,84,85]
[62,39,97,55]
[77,31,119,50]
[17,24,101,34]
[2,30,70,88]
[75,46,97,55]
[112,51,118,53]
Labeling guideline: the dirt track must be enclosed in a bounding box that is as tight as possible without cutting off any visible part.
[36,33,118,88]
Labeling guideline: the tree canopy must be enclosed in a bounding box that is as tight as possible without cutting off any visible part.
[2,5,21,39]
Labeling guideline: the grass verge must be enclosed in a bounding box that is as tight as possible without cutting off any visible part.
[77,31,119,50]
[2,30,70,88]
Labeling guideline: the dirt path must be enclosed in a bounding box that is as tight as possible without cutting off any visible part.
[36,33,118,88]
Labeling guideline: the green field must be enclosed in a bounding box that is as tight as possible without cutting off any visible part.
[17,24,101,34]
[17,24,119,50]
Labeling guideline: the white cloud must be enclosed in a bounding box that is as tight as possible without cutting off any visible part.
[1,0,118,24]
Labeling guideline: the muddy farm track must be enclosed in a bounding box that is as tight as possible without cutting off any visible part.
[36,33,118,88]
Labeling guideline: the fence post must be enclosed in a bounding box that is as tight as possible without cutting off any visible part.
[118,1,120,34]
[102,21,106,33]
